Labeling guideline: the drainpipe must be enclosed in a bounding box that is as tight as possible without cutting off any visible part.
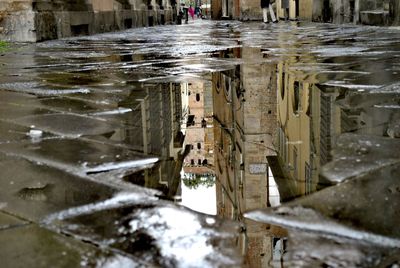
[212,93,238,219]
[139,97,149,154]
[354,0,359,24]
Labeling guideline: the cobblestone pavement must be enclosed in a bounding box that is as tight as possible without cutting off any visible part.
[1,20,400,267]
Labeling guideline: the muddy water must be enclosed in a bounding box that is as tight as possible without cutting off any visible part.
[0,20,400,267]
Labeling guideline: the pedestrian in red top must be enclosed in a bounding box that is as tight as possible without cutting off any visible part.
[188,5,195,20]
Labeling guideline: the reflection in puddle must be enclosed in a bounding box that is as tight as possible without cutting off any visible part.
[179,80,217,215]
[210,39,400,266]
[1,20,400,267]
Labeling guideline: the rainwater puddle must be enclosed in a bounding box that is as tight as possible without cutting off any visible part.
[1,20,400,267]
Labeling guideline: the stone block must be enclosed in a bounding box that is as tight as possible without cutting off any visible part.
[360,10,388,25]
[69,11,93,26]
[0,11,36,42]
[35,11,57,41]
[55,11,71,38]
[0,224,126,268]
[93,11,117,33]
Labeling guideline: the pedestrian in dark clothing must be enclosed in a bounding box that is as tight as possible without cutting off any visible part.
[281,0,289,20]
[261,0,277,23]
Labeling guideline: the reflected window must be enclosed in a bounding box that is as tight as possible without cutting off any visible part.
[196,93,200,102]
[280,71,285,99]
[202,159,208,165]
[272,238,287,263]
[222,73,232,102]
[225,75,230,94]
[187,115,195,127]
[201,118,207,128]
[197,142,201,149]
[306,84,312,116]
[198,159,202,165]
[190,159,195,165]
[293,81,300,114]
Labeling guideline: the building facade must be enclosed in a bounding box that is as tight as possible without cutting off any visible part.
[212,47,287,267]
[0,0,177,42]
[212,0,400,25]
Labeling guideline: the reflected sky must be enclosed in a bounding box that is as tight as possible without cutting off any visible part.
[181,182,216,215]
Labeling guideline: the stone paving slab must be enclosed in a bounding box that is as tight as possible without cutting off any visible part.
[0,90,56,121]
[43,193,241,268]
[0,121,43,143]
[0,138,157,176]
[0,211,28,227]
[14,114,119,138]
[0,223,140,268]
[245,134,400,266]
[0,153,117,222]
[38,96,116,114]
[322,134,400,183]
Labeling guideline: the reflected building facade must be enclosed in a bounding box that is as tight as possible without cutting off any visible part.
[118,82,188,197]
[211,41,396,267]
[275,61,342,199]
[249,32,400,267]
[212,47,286,267]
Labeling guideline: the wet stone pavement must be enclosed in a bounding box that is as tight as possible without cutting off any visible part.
[0,20,400,267]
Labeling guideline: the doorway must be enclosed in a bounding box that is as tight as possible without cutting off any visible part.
[322,0,331,22]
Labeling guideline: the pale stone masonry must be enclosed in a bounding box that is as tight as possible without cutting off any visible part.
[183,81,214,169]
[0,0,176,42]
[213,0,400,26]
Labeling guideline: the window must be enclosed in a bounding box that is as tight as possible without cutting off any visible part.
[196,93,200,102]
[280,71,285,99]
[305,162,312,194]
[201,118,207,128]
[272,238,287,263]
[197,142,201,149]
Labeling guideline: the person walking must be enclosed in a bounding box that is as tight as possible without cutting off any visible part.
[188,5,195,20]
[281,0,289,20]
[261,0,277,23]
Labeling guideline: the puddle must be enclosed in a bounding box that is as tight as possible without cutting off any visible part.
[0,20,400,267]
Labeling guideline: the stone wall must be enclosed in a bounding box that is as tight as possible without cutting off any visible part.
[389,0,400,24]
[238,0,259,20]
[213,47,279,266]
[0,0,176,42]
[329,0,400,26]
